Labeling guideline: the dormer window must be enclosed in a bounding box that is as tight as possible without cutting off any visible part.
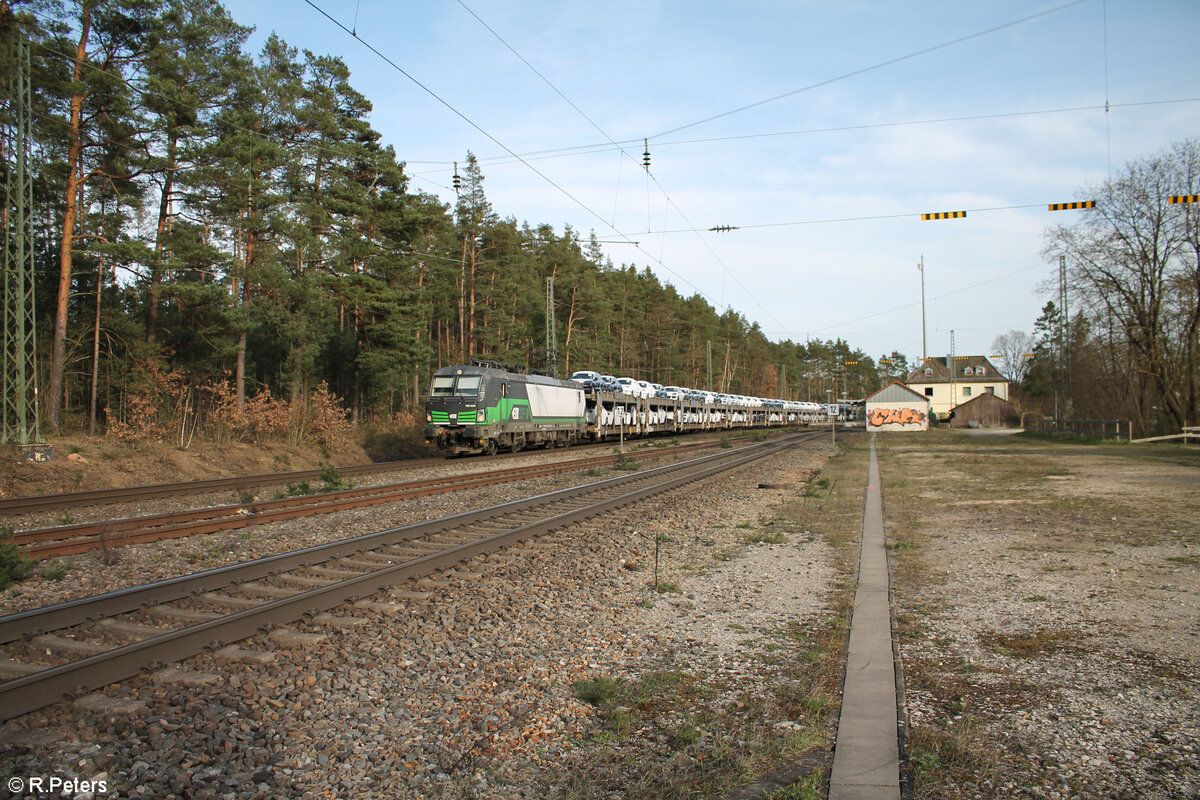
[963,366,974,376]
[923,368,932,376]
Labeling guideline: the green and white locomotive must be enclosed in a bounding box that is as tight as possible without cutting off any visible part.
[424,362,586,455]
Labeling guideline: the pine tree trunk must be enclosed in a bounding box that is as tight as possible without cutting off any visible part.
[48,6,91,431]
[89,257,103,436]
[147,132,177,344]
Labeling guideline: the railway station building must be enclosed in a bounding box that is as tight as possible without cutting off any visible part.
[904,356,1010,421]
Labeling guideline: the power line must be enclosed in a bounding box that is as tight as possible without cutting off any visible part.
[301,0,726,313]
[634,203,1047,236]
[765,261,1047,338]
[650,0,1091,139]
[403,97,1200,173]
[454,0,638,164]
[449,0,784,327]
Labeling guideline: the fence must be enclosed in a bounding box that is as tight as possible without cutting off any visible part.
[1132,426,1200,444]
[1022,416,1132,442]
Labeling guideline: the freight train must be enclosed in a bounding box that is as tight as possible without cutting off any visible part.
[424,361,831,456]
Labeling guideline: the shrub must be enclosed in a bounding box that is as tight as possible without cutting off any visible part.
[307,383,352,448]
[574,675,622,706]
[40,560,69,581]
[318,465,352,493]
[0,529,35,590]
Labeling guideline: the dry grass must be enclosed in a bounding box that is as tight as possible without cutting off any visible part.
[876,429,1200,797]
[506,435,872,800]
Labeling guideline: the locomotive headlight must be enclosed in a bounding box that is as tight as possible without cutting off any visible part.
[476,409,486,423]
[425,412,431,423]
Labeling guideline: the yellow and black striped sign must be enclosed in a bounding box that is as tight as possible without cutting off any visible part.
[1049,201,1095,210]
[921,211,966,220]
[1169,194,1200,204]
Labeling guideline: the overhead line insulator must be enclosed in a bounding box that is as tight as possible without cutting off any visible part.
[708,225,740,232]
[642,138,650,171]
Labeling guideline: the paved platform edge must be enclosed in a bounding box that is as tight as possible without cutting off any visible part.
[829,434,902,799]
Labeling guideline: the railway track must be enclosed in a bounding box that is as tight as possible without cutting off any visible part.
[7,439,721,557]
[0,432,817,722]
[0,457,445,516]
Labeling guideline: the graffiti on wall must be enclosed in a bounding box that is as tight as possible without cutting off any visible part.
[867,407,927,428]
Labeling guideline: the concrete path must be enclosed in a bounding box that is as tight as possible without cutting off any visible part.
[829,435,901,799]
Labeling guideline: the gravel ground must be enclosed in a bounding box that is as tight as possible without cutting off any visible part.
[0,440,719,616]
[0,437,839,800]
[881,433,1200,799]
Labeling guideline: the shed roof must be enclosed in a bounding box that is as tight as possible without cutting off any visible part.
[866,381,929,404]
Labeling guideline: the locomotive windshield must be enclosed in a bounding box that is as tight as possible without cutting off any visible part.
[429,374,482,397]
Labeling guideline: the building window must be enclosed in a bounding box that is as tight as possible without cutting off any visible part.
[963,366,973,376]
[985,386,995,395]
[924,387,934,397]
[924,368,932,376]
[963,386,972,397]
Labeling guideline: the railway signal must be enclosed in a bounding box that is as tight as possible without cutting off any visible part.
[921,211,966,220]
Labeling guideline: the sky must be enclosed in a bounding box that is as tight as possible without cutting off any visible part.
[224,0,1200,364]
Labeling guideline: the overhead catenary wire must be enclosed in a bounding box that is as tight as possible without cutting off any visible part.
[765,260,1047,339]
[649,0,1091,140]
[450,0,787,328]
[635,202,1049,236]
[403,97,1200,175]
[453,1,790,331]
[27,1,1195,363]
[301,0,727,314]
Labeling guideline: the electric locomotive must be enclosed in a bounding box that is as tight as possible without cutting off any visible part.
[424,361,586,455]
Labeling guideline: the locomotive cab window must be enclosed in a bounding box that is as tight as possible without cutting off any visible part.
[430,374,482,397]
[455,375,481,396]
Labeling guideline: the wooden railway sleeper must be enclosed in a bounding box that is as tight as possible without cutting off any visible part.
[0,659,40,678]
[339,556,395,569]
[201,592,266,610]
[306,565,366,579]
[275,573,339,588]
[233,582,295,598]
[96,619,171,640]
[145,606,221,623]
[32,635,110,657]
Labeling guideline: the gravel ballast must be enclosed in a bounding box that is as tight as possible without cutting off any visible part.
[1,438,841,799]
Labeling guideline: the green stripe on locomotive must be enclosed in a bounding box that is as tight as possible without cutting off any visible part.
[493,398,579,424]
[483,398,583,425]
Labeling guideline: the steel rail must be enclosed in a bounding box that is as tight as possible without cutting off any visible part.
[10,441,722,557]
[0,434,810,644]
[0,431,781,517]
[0,458,443,515]
[0,434,811,721]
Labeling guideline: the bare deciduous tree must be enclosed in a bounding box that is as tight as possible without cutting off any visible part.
[1043,139,1200,431]
[991,330,1034,383]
